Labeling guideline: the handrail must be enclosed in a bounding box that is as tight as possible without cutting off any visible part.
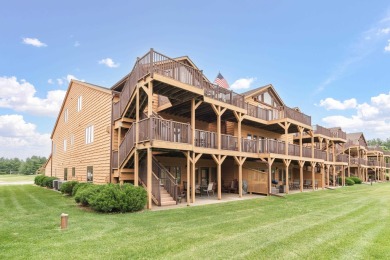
[119,124,136,167]
[242,138,258,153]
[152,156,177,203]
[221,134,238,151]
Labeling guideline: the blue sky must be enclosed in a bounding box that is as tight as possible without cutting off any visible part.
[1,1,390,159]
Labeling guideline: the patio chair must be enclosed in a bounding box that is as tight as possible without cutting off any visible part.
[202,182,215,196]
[229,179,238,193]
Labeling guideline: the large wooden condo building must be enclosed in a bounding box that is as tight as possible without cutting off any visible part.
[45,49,390,209]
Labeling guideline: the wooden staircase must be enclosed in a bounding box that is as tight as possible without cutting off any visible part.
[160,187,177,206]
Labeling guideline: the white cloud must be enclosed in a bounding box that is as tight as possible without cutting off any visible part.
[385,40,390,52]
[98,58,119,68]
[319,97,357,110]
[320,92,390,139]
[57,78,64,85]
[48,79,54,84]
[0,115,51,159]
[22,37,47,47]
[378,28,390,34]
[230,77,256,90]
[0,76,65,117]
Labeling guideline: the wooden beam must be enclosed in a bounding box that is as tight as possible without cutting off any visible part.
[147,81,153,117]
[134,149,139,186]
[311,161,316,191]
[146,148,152,209]
[299,160,304,192]
[186,151,190,206]
[267,157,275,195]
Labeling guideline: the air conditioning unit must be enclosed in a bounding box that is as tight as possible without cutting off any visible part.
[53,180,59,190]
[57,180,67,190]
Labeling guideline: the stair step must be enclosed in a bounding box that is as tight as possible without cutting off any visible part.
[161,200,177,206]
[161,193,171,198]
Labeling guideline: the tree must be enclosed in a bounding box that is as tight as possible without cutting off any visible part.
[18,156,47,175]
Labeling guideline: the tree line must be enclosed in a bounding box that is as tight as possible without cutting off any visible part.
[367,138,390,151]
[0,156,47,175]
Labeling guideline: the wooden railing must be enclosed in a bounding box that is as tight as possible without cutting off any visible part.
[331,128,346,139]
[315,149,327,160]
[112,151,118,169]
[336,154,349,163]
[138,117,191,144]
[221,134,238,151]
[368,160,379,166]
[312,125,332,138]
[194,129,217,149]
[288,143,300,156]
[302,146,311,158]
[119,124,136,167]
[281,106,311,126]
[151,172,161,206]
[246,103,270,121]
[242,138,258,153]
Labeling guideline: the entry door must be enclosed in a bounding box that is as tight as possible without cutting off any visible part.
[201,168,209,186]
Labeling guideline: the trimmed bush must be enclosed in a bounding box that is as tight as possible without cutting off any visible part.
[350,176,362,184]
[42,177,58,188]
[88,184,147,213]
[72,182,93,196]
[60,181,79,195]
[74,184,102,206]
[345,177,355,186]
[34,175,46,186]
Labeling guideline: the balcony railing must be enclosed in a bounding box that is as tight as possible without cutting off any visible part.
[315,149,327,160]
[336,154,349,163]
[331,128,346,140]
[368,160,379,166]
[242,138,258,153]
[221,134,238,151]
[119,125,136,167]
[312,125,332,138]
[194,129,217,149]
[138,117,191,144]
[281,106,311,126]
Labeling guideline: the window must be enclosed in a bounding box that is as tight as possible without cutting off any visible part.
[247,134,252,140]
[85,125,94,144]
[70,134,74,146]
[63,139,67,152]
[72,167,75,177]
[64,109,68,122]
[64,168,68,181]
[87,166,93,182]
[77,96,82,112]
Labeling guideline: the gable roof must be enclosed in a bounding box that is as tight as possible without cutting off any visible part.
[50,80,110,138]
[241,84,285,106]
[347,132,367,146]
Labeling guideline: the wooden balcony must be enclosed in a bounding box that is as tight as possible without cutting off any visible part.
[312,125,332,138]
[330,128,346,140]
[336,154,349,163]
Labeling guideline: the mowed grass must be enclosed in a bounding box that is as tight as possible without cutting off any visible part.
[0,174,35,183]
[1,184,390,259]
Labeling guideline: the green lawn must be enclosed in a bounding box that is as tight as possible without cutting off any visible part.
[0,174,35,183]
[1,183,390,259]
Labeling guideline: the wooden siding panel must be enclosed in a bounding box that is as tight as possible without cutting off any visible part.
[51,82,112,184]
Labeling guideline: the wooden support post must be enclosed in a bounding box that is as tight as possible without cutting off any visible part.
[146,147,152,209]
[283,159,291,194]
[342,166,345,186]
[266,157,275,195]
[186,151,190,206]
[321,163,325,189]
[118,126,122,178]
[234,156,246,197]
[134,149,139,186]
[147,82,153,117]
[311,161,316,191]
[212,154,227,200]
[332,165,336,187]
[191,153,196,203]
[327,166,330,187]
[191,99,202,147]
[299,160,304,192]
[211,104,226,150]
[298,126,304,157]
[233,111,243,152]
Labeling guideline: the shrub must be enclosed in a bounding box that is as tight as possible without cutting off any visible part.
[350,176,362,184]
[74,184,102,206]
[60,181,79,195]
[42,177,58,188]
[88,184,121,213]
[345,177,355,186]
[34,175,46,186]
[72,182,93,196]
[88,184,147,213]
[120,184,147,212]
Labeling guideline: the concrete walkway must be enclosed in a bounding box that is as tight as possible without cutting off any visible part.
[0,181,33,185]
